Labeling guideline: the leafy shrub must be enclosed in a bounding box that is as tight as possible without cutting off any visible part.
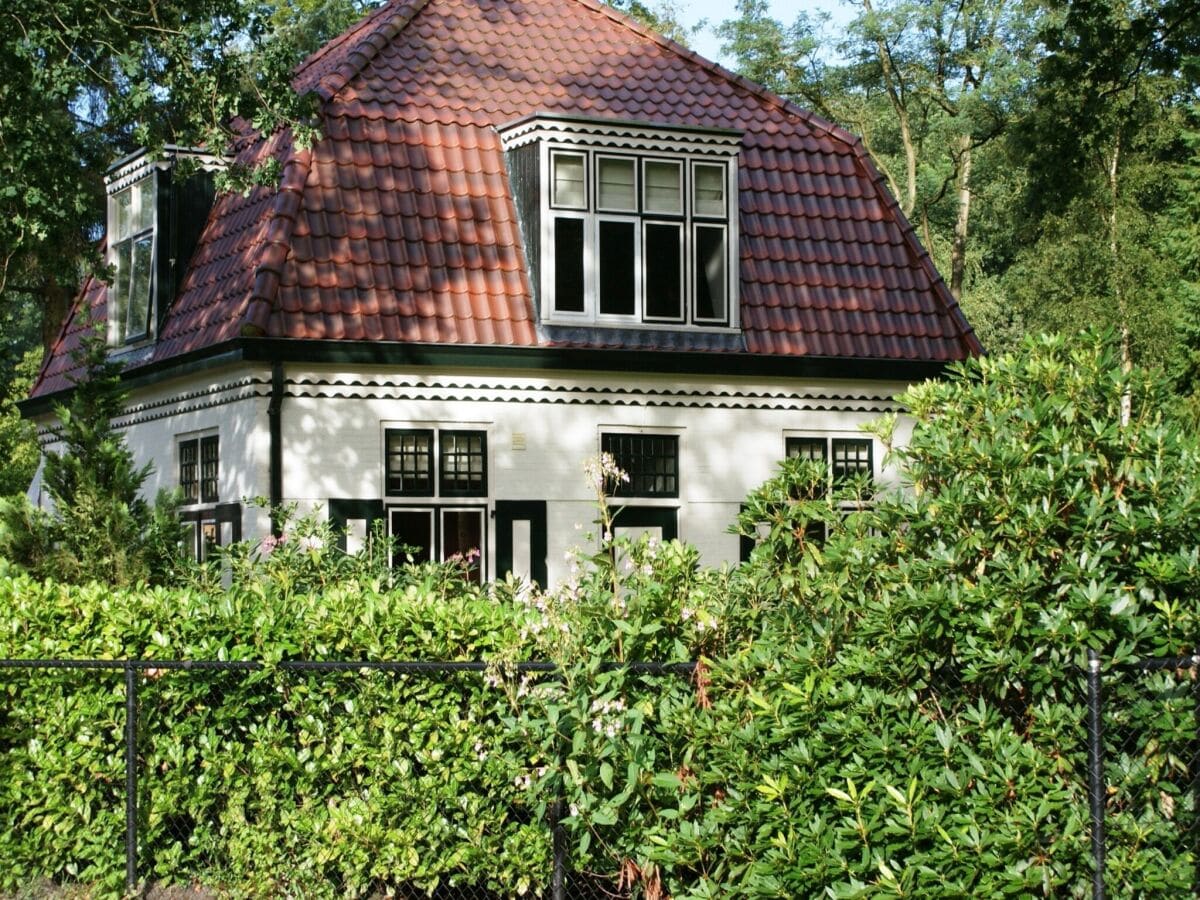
[0,334,185,586]
[623,332,1200,897]
[4,331,1199,898]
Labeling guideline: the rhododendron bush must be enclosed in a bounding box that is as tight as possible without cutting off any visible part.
[2,332,1199,897]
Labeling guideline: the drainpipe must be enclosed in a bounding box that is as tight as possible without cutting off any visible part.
[268,361,284,536]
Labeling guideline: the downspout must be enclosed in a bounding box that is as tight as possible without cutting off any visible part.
[268,361,284,536]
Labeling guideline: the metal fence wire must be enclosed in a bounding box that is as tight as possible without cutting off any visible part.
[0,658,694,899]
[4,653,1199,899]
[1086,651,1200,900]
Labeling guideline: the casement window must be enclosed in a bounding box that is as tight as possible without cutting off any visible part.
[177,434,238,560]
[108,175,157,345]
[179,435,219,504]
[601,433,679,498]
[384,428,488,580]
[498,115,741,331]
[103,147,223,350]
[544,150,734,326]
[785,436,874,486]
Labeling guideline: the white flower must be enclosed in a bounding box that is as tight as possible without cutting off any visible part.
[298,534,324,552]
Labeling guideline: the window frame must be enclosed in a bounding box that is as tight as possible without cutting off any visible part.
[540,144,739,330]
[385,428,436,497]
[107,173,158,347]
[383,426,490,579]
[601,431,680,499]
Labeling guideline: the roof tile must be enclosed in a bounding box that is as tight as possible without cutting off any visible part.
[34,0,979,397]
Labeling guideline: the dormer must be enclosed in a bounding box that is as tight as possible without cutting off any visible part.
[499,114,742,332]
[104,147,224,348]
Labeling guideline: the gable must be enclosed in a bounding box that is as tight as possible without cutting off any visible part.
[31,0,980,400]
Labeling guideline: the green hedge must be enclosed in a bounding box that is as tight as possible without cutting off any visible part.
[3,332,1199,898]
[0,571,549,897]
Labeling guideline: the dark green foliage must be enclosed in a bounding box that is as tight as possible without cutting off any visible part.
[2,333,1200,896]
[0,334,185,585]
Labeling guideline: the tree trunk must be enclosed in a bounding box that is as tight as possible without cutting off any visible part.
[861,0,918,215]
[41,272,69,358]
[1107,135,1132,426]
[950,135,973,301]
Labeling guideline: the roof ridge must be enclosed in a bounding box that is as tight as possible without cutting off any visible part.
[566,0,861,150]
[304,0,433,102]
[30,269,102,398]
[241,140,313,337]
[568,0,980,357]
[850,147,982,356]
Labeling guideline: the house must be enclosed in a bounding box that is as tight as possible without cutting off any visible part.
[23,0,980,586]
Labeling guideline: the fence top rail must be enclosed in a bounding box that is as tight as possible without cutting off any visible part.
[0,658,698,675]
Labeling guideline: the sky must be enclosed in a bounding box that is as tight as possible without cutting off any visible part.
[672,0,850,67]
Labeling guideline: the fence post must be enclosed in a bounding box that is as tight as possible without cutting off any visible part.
[1192,653,1200,897]
[124,662,138,895]
[1087,650,1106,900]
[550,798,567,900]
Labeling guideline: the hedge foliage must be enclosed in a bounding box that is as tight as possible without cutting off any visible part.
[2,332,1199,898]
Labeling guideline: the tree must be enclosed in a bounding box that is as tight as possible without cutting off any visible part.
[0,0,379,355]
[1005,0,1200,378]
[0,331,185,584]
[718,0,1036,302]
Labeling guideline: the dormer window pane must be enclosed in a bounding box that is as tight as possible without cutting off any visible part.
[644,223,682,319]
[598,157,636,210]
[695,225,726,321]
[116,189,133,240]
[694,164,726,217]
[599,220,636,315]
[644,161,682,214]
[136,179,156,232]
[554,217,585,312]
[552,152,586,208]
[126,236,154,339]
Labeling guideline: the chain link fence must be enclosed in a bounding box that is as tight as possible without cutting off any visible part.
[0,659,695,899]
[3,654,1198,898]
[1087,652,1200,899]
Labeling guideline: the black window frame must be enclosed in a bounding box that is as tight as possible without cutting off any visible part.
[785,436,874,485]
[601,432,679,499]
[385,428,435,497]
[199,435,219,504]
[438,430,488,498]
[179,438,199,504]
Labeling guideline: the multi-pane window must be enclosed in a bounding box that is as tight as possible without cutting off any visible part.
[200,436,219,503]
[385,429,487,497]
[109,176,156,345]
[601,433,679,498]
[439,431,487,497]
[546,149,734,326]
[179,435,218,504]
[178,434,229,561]
[386,429,434,495]
[385,428,488,581]
[785,436,873,486]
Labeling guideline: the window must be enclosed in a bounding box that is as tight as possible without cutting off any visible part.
[179,435,219,504]
[786,436,873,486]
[177,434,236,560]
[499,115,741,331]
[601,433,679,498]
[543,149,733,326]
[108,175,157,345]
[779,435,874,547]
[385,428,488,580]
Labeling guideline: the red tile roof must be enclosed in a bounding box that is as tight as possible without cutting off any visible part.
[32,0,979,398]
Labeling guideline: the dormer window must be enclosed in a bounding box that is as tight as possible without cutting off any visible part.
[500,115,741,330]
[104,147,223,349]
[109,176,157,344]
